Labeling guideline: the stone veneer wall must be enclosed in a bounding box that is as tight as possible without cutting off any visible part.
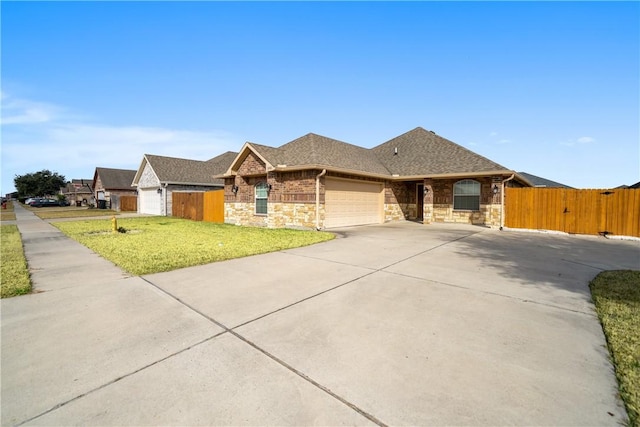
[268,202,319,229]
[225,168,321,228]
[423,177,502,227]
[225,202,268,227]
[385,181,419,221]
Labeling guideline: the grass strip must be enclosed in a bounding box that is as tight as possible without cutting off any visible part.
[1,225,31,298]
[1,201,16,221]
[54,217,335,275]
[590,270,640,427]
[33,208,118,219]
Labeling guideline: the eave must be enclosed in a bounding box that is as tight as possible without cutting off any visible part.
[221,142,276,177]
[214,166,534,187]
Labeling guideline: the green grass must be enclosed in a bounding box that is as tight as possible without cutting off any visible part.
[1,201,16,221]
[33,207,118,219]
[590,270,640,427]
[1,225,31,298]
[54,217,335,275]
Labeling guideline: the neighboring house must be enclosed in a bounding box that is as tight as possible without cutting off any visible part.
[517,172,573,188]
[617,181,640,189]
[132,151,237,216]
[60,179,94,205]
[216,127,532,230]
[92,168,138,209]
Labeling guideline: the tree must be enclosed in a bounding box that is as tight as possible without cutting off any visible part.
[14,170,66,198]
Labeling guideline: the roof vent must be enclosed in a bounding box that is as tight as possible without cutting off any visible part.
[394,147,398,155]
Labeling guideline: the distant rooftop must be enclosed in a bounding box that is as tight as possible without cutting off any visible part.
[518,172,573,188]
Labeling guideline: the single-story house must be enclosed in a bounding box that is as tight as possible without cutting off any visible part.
[517,172,573,188]
[92,167,138,210]
[60,179,94,206]
[216,127,533,229]
[132,151,237,216]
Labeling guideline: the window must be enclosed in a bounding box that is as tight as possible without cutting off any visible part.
[255,182,268,215]
[453,179,480,211]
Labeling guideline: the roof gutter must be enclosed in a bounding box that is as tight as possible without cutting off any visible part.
[316,169,327,230]
[500,173,516,230]
[274,164,392,180]
[397,170,516,181]
[160,181,225,187]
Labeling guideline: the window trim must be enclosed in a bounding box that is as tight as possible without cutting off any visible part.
[453,179,481,211]
[254,181,268,216]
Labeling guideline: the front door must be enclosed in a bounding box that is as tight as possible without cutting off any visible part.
[417,184,424,220]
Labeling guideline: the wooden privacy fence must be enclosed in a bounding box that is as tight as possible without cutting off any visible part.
[505,188,640,237]
[172,190,224,223]
[203,190,224,223]
[120,196,137,212]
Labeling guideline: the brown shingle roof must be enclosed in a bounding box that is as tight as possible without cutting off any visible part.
[145,152,237,185]
[278,133,391,175]
[246,143,284,167]
[229,127,516,179]
[517,172,573,188]
[206,151,239,170]
[372,127,509,176]
[95,168,137,190]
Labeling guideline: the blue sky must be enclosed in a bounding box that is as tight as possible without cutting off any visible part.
[2,1,638,194]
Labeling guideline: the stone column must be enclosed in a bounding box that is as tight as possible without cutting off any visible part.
[423,178,434,224]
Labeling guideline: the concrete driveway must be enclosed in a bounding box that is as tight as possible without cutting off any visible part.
[2,213,639,426]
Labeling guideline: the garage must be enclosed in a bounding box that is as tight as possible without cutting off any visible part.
[138,188,162,215]
[324,178,383,228]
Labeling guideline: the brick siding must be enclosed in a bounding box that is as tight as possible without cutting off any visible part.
[226,151,505,228]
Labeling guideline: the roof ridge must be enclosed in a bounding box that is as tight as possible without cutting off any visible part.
[145,153,208,163]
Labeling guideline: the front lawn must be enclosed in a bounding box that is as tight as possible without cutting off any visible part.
[54,217,335,275]
[1,225,31,298]
[590,270,640,427]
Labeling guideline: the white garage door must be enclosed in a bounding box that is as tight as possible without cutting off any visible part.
[139,188,162,215]
[324,178,383,228]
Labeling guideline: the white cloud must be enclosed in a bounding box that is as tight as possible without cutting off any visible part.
[3,123,240,170]
[561,136,596,147]
[489,131,498,137]
[0,92,62,125]
[0,93,241,193]
[497,139,511,144]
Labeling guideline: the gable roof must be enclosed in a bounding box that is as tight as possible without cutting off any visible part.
[223,127,518,180]
[517,172,573,188]
[279,133,390,175]
[94,168,137,190]
[134,151,238,186]
[71,179,93,186]
[223,135,390,178]
[61,179,93,194]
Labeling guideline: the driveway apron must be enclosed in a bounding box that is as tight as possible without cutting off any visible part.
[2,206,639,426]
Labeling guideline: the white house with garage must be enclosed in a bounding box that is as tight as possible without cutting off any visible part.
[132,152,237,216]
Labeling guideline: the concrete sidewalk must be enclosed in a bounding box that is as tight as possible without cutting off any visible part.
[2,204,639,426]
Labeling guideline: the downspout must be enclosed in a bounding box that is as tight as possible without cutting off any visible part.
[163,183,168,216]
[500,173,515,230]
[315,169,327,230]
